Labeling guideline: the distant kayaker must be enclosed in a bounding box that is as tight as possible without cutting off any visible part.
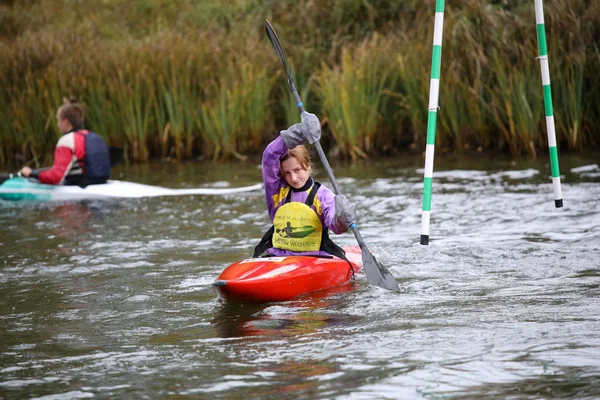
[254,111,356,260]
[18,98,111,187]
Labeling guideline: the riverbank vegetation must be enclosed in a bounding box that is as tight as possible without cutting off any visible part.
[0,0,598,165]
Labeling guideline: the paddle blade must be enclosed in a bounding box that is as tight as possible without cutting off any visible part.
[362,249,399,290]
[0,172,17,185]
[265,20,299,97]
[109,147,124,167]
[265,20,288,74]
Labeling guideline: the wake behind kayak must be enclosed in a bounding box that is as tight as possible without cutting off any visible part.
[0,177,262,202]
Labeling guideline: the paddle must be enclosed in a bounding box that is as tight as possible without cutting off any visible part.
[0,172,22,185]
[108,146,124,166]
[265,20,399,291]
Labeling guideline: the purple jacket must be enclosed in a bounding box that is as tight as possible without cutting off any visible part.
[262,136,344,257]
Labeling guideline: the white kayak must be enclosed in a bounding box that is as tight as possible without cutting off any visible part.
[0,177,263,202]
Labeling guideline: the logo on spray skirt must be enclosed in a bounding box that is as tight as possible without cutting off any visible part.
[272,202,322,252]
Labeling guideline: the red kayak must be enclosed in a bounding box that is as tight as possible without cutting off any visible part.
[213,246,362,303]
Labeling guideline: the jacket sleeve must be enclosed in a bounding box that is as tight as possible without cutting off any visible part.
[262,136,288,221]
[38,146,75,184]
[317,185,347,234]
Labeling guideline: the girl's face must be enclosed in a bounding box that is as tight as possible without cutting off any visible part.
[281,156,310,189]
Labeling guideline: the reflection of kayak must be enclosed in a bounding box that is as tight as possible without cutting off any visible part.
[213,246,362,303]
[0,177,263,202]
[212,286,357,337]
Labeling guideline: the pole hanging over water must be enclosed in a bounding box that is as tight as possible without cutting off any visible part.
[534,0,563,208]
[420,0,445,245]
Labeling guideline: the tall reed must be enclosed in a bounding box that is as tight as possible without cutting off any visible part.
[484,50,543,157]
[317,34,397,159]
[0,0,598,166]
[159,73,194,161]
[552,58,585,151]
[196,77,244,161]
[238,62,277,150]
[394,48,429,149]
[116,71,154,162]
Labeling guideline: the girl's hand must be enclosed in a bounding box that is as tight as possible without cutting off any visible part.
[334,194,356,230]
[301,111,321,144]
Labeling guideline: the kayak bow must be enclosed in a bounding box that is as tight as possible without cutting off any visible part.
[213,246,362,303]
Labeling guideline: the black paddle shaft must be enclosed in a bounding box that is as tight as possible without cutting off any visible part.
[264,20,399,290]
[0,172,22,185]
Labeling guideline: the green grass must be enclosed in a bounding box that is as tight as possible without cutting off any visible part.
[196,68,245,161]
[0,0,598,165]
[317,34,397,159]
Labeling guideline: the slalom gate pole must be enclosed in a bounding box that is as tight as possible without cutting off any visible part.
[534,0,563,208]
[420,0,445,245]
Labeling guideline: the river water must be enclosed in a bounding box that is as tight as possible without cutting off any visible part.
[1,154,599,399]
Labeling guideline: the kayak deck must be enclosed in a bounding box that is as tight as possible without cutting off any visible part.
[213,246,362,303]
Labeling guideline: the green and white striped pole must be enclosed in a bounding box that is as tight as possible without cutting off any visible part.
[420,0,445,245]
[535,0,563,208]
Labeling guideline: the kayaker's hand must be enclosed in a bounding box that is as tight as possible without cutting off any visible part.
[19,166,32,177]
[334,194,356,231]
[301,111,321,144]
[280,123,304,149]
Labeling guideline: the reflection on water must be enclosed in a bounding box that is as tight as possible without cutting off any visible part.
[1,156,599,399]
[50,203,93,236]
[211,283,359,339]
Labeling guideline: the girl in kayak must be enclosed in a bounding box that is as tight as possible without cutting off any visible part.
[254,111,356,259]
[19,98,111,187]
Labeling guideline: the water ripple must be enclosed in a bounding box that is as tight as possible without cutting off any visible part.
[1,156,599,399]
